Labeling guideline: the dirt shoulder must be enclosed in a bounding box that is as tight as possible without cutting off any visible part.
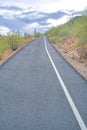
[53,44,87,80]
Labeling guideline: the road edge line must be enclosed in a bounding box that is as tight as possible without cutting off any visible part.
[44,37,87,130]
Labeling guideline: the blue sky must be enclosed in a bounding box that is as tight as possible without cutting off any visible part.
[0,0,87,35]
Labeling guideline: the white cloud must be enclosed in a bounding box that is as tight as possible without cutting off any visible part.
[20,11,45,19]
[47,15,68,26]
[24,22,39,29]
[0,0,87,12]
[23,22,52,33]
[0,0,87,34]
[23,22,39,33]
[0,26,11,35]
[0,8,22,20]
[59,0,87,11]
[0,10,14,20]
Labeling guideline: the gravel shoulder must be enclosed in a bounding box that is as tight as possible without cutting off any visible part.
[53,44,87,80]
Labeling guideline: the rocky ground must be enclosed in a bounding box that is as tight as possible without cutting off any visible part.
[53,43,87,80]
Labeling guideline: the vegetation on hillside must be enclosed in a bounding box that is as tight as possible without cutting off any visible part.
[45,15,87,60]
[46,15,87,46]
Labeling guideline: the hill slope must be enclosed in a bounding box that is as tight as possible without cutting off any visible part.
[46,15,87,61]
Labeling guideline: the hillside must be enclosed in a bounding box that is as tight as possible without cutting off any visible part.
[46,15,87,61]
[45,15,87,79]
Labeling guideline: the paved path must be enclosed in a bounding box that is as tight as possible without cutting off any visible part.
[0,36,87,130]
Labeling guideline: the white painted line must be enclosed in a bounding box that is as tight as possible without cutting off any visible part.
[44,37,87,130]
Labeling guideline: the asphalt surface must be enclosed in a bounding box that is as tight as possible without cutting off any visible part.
[0,36,87,130]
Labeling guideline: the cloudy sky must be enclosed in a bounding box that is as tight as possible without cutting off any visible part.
[0,0,87,12]
[0,0,87,35]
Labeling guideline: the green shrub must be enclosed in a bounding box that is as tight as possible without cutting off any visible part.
[7,35,19,51]
[33,32,41,38]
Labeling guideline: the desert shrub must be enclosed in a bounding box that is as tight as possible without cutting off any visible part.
[7,34,19,51]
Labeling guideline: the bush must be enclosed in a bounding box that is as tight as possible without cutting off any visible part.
[7,34,19,51]
[33,32,41,38]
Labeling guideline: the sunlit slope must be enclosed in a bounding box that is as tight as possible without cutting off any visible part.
[46,15,87,60]
[46,16,87,46]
